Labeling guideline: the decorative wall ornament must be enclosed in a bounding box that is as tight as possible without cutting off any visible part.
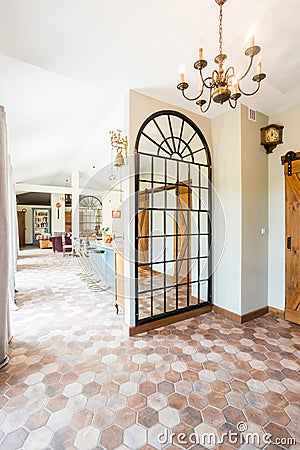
[110,130,128,167]
[55,202,62,219]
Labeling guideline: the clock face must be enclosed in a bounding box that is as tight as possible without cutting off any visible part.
[265,127,279,143]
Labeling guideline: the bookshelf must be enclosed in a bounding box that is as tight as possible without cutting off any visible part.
[33,208,51,245]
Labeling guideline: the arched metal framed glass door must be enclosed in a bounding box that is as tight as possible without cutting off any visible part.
[135,110,212,326]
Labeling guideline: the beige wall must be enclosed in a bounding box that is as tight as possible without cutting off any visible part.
[212,107,242,314]
[268,103,300,310]
[241,105,268,314]
[212,105,268,315]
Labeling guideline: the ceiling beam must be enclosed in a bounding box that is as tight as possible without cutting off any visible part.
[15,183,103,198]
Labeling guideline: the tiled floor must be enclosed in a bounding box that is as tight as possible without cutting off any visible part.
[0,247,299,450]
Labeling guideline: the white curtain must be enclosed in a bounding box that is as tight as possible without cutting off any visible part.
[0,106,12,367]
[8,156,18,311]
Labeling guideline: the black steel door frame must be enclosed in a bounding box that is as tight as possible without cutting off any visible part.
[134,110,212,327]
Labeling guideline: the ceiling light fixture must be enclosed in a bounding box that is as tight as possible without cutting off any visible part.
[177,0,266,113]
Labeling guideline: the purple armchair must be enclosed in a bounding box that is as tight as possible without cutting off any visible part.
[50,234,72,253]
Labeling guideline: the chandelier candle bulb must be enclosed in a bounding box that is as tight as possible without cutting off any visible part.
[199,48,204,60]
[179,65,185,83]
[232,77,238,94]
[249,24,256,47]
[257,61,262,74]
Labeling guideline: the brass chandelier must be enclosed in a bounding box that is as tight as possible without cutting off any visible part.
[177,0,266,113]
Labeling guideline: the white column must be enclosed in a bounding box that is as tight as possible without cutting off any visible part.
[71,171,80,238]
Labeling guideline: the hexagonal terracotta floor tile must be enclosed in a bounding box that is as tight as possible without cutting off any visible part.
[138,407,158,428]
[93,408,113,430]
[127,393,147,411]
[180,406,202,428]
[168,393,188,410]
[139,381,156,396]
[100,425,123,450]
[115,407,136,428]
[202,406,225,428]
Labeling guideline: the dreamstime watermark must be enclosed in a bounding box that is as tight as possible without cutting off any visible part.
[157,422,296,447]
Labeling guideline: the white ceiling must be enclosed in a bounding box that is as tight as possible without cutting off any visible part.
[0,0,299,187]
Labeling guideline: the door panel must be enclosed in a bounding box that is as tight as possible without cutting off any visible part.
[175,185,192,280]
[137,191,149,264]
[17,211,26,248]
[285,158,300,325]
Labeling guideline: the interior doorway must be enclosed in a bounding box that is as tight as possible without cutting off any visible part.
[17,211,26,248]
[135,110,212,327]
[283,152,300,325]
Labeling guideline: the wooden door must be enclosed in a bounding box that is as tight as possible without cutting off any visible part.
[65,210,72,233]
[176,185,192,279]
[17,211,26,248]
[285,158,300,325]
[138,191,149,263]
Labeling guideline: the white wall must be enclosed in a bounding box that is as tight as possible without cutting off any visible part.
[101,190,124,238]
[268,102,300,310]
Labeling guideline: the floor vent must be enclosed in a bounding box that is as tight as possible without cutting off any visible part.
[248,108,256,122]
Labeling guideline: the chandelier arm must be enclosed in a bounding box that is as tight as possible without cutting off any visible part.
[200,70,217,89]
[237,80,261,97]
[181,90,202,102]
[228,97,238,109]
[224,66,235,80]
[238,56,254,81]
[211,70,220,86]
[200,90,213,113]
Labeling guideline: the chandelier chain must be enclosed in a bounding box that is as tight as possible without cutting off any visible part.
[219,3,223,56]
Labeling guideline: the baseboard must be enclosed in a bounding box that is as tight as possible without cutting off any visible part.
[127,304,285,336]
[129,305,212,336]
[213,305,269,324]
[242,306,269,323]
[268,306,284,318]
[212,305,241,323]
